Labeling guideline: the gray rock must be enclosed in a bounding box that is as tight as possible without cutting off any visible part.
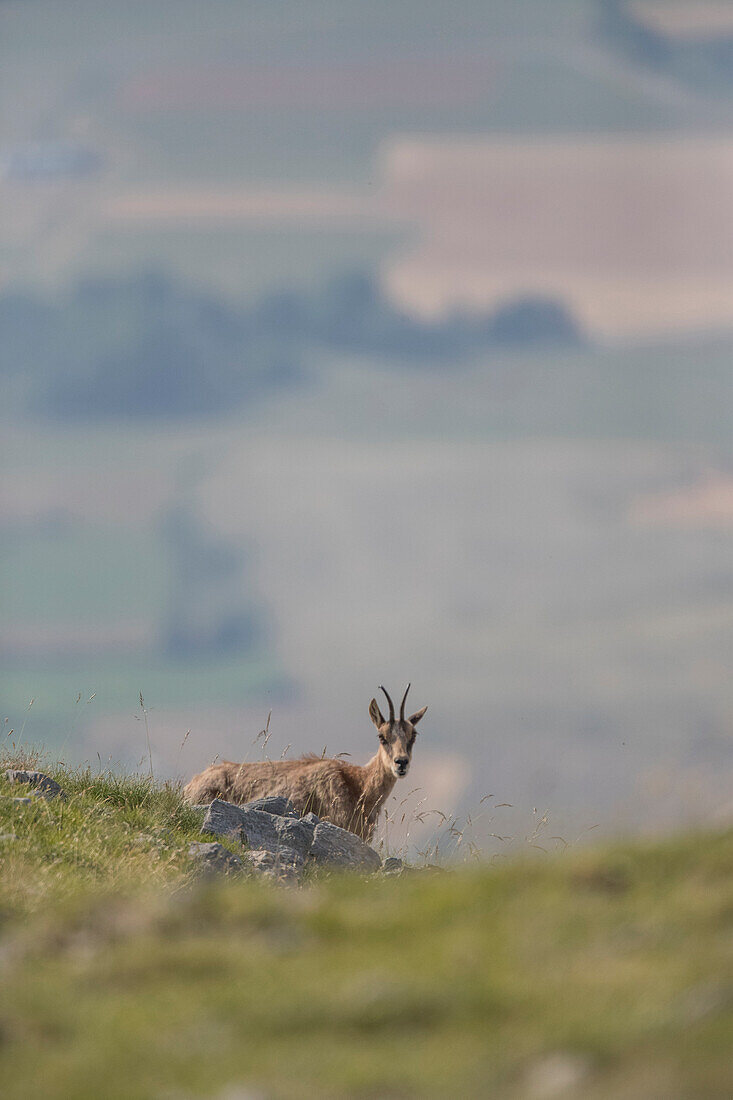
[276,817,316,857]
[5,770,67,801]
[310,821,381,872]
[382,857,403,874]
[202,799,315,860]
[246,847,304,884]
[188,841,243,876]
[244,796,298,817]
[247,846,304,871]
[11,797,32,806]
[200,798,381,875]
[201,798,252,840]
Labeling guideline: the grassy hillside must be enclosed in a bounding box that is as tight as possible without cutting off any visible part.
[1,751,732,1099]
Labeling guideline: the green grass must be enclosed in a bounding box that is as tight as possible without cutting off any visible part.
[0,749,207,910]
[1,751,732,1098]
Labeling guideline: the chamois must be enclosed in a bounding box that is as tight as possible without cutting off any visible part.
[183,685,427,841]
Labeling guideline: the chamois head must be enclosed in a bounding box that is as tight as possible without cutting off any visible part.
[368,683,427,779]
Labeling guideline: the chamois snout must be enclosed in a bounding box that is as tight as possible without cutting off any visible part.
[393,756,410,777]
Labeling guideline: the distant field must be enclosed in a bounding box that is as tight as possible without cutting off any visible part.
[0,653,285,776]
[4,0,730,298]
[383,136,733,338]
[82,209,406,302]
[4,0,733,857]
[2,333,733,831]
[630,0,733,36]
[0,527,166,628]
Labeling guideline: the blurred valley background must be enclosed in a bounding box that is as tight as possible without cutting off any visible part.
[2,0,733,852]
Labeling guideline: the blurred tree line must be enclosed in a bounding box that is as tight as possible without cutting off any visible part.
[0,269,581,420]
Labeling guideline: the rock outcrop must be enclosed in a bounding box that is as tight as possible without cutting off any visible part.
[188,841,244,876]
[5,770,67,801]
[197,796,382,882]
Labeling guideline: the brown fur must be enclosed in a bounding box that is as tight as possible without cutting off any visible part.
[183,686,428,841]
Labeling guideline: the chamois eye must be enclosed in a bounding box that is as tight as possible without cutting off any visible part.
[379,734,388,745]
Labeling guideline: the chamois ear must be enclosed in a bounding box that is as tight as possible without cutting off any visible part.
[369,698,386,728]
[408,705,427,727]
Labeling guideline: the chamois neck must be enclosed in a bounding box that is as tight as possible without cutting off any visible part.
[361,751,397,804]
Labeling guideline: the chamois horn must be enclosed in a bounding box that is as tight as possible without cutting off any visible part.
[400,682,411,723]
[379,685,395,724]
